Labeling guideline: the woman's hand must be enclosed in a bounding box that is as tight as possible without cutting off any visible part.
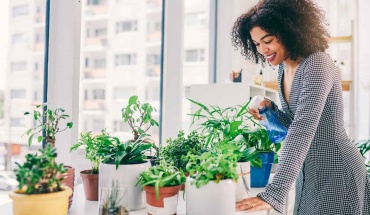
[248,99,272,120]
[236,197,273,212]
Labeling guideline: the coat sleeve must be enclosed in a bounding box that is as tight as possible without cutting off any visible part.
[270,100,293,129]
[257,53,335,213]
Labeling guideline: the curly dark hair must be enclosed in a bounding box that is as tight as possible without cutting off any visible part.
[231,0,330,65]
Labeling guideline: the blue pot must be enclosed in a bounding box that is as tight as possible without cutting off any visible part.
[250,152,275,188]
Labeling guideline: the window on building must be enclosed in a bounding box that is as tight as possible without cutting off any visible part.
[12,33,28,45]
[185,12,207,26]
[113,87,136,100]
[94,58,106,69]
[10,89,26,99]
[87,0,106,6]
[116,20,138,33]
[12,5,29,17]
[93,89,105,100]
[11,62,27,72]
[185,49,205,62]
[10,118,25,127]
[112,120,131,132]
[146,54,160,65]
[115,54,137,66]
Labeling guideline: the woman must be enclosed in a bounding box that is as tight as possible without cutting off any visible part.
[231,0,370,214]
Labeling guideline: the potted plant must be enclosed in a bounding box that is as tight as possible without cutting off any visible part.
[185,150,239,214]
[96,133,153,211]
[137,161,186,215]
[99,180,130,215]
[70,130,107,201]
[9,144,72,215]
[23,104,75,207]
[244,128,282,187]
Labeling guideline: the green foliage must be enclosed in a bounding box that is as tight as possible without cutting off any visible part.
[70,130,108,174]
[188,98,258,148]
[136,161,186,199]
[96,133,153,169]
[23,104,73,147]
[186,151,238,189]
[355,139,370,176]
[15,144,66,194]
[101,180,129,215]
[121,96,159,142]
[161,130,206,172]
[213,139,259,163]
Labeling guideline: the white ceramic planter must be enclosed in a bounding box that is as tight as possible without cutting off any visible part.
[99,161,151,211]
[186,177,235,215]
[235,162,250,201]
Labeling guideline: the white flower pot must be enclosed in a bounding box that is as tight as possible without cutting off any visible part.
[99,161,151,211]
[235,162,250,201]
[186,177,235,215]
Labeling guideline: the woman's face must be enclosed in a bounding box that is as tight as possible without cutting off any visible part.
[250,26,288,66]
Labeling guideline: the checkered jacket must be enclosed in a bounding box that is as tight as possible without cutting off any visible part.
[257,52,370,214]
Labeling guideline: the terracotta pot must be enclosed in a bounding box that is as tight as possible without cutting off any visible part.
[80,170,99,201]
[9,186,72,215]
[144,185,181,215]
[62,165,75,209]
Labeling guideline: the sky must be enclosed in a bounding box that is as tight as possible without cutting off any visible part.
[0,0,9,91]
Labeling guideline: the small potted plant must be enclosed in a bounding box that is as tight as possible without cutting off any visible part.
[185,150,239,214]
[23,104,75,207]
[70,130,107,201]
[137,161,186,215]
[9,144,72,215]
[244,128,282,187]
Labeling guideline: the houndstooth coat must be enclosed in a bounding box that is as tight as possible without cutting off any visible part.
[257,52,370,214]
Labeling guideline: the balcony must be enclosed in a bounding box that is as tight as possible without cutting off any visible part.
[85,36,107,47]
[83,100,105,110]
[146,65,160,77]
[34,43,44,52]
[146,31,161,42]
[85,5,108,16]
[83,69,106,79]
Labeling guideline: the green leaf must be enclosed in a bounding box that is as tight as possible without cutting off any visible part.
[37,135,43,143]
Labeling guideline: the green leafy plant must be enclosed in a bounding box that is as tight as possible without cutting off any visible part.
[243,128,282,167]
[23,104,73,147]
[15,144,67,194]
[188,98,258,147]
[186,150,238,189]
[121,95,159,142]
[100,180,129,215]
[213,138,259,163]
[70,130,108,174]
[161,130,206,172]
[355,139,370,176]
[96,133,153,169]
[136,161,186,199]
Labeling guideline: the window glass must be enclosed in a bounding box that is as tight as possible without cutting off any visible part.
[79,0,162,144]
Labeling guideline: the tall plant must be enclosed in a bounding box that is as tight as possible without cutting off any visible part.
[70,130,108,174]
[23,104,73,147]
[121,96,159,142]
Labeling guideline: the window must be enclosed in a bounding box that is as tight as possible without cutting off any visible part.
[11,62,27,72]
[146,54,160,65]
[116,20,138,33]
[93,119,105,132]
[113,87,136,100]
[185,12,206,27]
[10,118,25,127]
[12,5,28,17]
[10,89,26,99]
[12,33,28,45]
[113,120,131,132]
[94,58,106,69]
[115,54,137,66]
[93,89,105,100]
[87,0,106,6]
[185,49,205,62]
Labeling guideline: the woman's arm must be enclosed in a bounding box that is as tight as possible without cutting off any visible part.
[269,100,293,129]
[257,53,335,213]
